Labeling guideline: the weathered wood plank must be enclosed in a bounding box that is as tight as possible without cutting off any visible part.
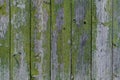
[113,0,120,80]
[71,0,92,80]
[31,0,51,80]
[92,0,113,80]
[51,0,71,80]
[0,0,10,80]
[10,0,30,79]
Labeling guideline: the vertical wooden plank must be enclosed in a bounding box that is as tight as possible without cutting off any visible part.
[0,0,10,80]
[92,0,113,80]
[51,0,71,80]
[113,0,120,80]
[71,0,92,80]
[31,0,51,80]
[10,0,30,79]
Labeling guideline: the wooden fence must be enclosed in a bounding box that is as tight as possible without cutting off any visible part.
[0,0,119,80]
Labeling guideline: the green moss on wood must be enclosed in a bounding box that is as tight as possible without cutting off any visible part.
[0,2,7,15]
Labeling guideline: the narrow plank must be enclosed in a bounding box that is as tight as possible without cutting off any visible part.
[92,0,113,80]
[30,0,51,80]
[71,0,92,80]
[51,0,71,80]
[113,0,120,80]
[0,0,10,80]
[10,0,30,79]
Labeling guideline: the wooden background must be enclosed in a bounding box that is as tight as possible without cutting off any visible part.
[0,0,119,80]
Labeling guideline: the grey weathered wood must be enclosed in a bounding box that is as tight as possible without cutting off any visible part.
[92,0,113,80]
[71,0,92,80]
[0,0,10,80]
[51,0,71,80]
[11,0,30,80]
[31,0,51,80]
[113,0,120,80]
[0,0,118,80]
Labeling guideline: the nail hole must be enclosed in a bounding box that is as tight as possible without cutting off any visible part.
[13,54,16,56]
[63,27,66,30]
[73,18,76,22]
[84,21,86,24]
[18,52,22,55]
[113,43,117,47]
[43,1,50,4]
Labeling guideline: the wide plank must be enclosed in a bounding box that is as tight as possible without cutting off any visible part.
[71,0,92,80]
[10,0,30,79]
[51,0,71,80]
[0,0,10,80]
[92,0,113,80]
[31,0,51,80]
[113,0,120,80]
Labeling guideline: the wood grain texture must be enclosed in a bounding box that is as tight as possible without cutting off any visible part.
[92,0,113,80]
[1,0,120,80]
[10,0,30,80]
[113,0,120,80]
[0,0,10,80]
[71,0,92,80]
[31,0,51,80]
[51,0,71,80]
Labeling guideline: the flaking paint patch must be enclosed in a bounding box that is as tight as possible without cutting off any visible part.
[93,0,112,80]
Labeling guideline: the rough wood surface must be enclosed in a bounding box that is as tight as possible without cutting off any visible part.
[51,0,71,80]
[71,0,92,80]
[113,0,120,80]
[31,0,51,80]
[0,0,120,80]
[92,0,113,80]
[11,0,30,80]
[0,0,10,80]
